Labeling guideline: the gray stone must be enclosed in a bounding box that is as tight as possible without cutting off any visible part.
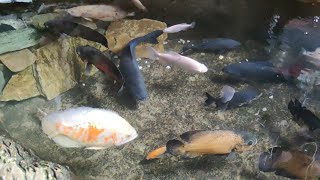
[0,135,73,179]
[0,63,12,94]
[0,49,37,72]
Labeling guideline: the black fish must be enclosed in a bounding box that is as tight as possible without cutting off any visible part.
[222,61,288,83]
[44,19,108,47]
[181,38,241,55]
[76,45,123,83]
[0,24,15,33]
[205,85,262,110]
[288,99,320,131]
[119,30,163,101]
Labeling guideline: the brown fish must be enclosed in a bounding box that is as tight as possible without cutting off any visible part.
[166,130,257,158]
[259,147,320,180]
[67,5,135,22]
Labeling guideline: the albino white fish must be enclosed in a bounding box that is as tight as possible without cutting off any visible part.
[302,47,320,67]
[67,5,135,21]
[147,47,208,73]
[131,0,147,12]
[163,22,196,33]
[40,107,138,150]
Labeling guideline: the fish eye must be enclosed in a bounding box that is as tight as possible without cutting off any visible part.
[247,141,254,145]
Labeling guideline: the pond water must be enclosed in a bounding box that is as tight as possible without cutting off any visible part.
[0,1,320,180]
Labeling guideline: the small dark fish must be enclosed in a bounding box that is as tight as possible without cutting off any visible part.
[0,24,15,33]
[205,85,262,110]
[259,147,320,179]
[288,99,320,131]
[181,38,241,55]
[76,45,123,83]
[44,19,108,47]
[119,30,163,101]
[222,61,287,83]
[166,130,257,158]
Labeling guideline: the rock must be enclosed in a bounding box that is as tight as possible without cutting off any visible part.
[0,49,37,72]
[31,13,60,29]
[105,18,167,58]
[35,37,106,100]
[0,63,12,94]
[0,28,42,55]
[0,66,40,101]
[0,135,73,179]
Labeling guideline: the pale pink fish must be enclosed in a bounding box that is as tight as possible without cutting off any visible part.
[163,22,196,33]
[67,5,135,22]
[147,47,208,73]
[131,0,147,12]
[302,47,320,67]
[40,107,138,150]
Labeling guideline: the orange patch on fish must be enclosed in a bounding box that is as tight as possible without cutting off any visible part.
[72,127,85,139]
[111,133,117,143]
[55,122,62,129]
[146,146,166,160]
[86,123,104,142]
[63,126,74,135]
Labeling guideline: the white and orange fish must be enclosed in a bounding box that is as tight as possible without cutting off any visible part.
[67,5,135,22]
[147,47,208,73]
[40,107,138,150]
[163,22,196,33]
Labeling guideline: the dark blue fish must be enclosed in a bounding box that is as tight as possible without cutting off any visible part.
[0,24,15,33]
[44,19,108,47]
[119,30,163,101]
[205,85,262,110]
[76,45,123,83]
[181,38,241,55]
[222,61,288,83]
[288,99,320,131]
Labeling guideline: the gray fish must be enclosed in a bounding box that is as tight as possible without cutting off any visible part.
[205,85,262,110]
[119,30,163,101]
[181,38,241,55]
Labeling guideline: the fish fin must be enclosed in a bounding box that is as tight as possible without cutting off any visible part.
[204,92,217,107]
[127,12,136,17]
[274,169,298,179]
[166,139,185,156]
[180,130,205,143]
[117,84,125,96]
[190,21,196,28]
[83,17,94,22]
[52,135,82,148]
[183,152,203,159]
[84,63,93,76]
[226,151,237,160]
[146,146,167,160]
[85,146,107,150]
[258,152,276,172]
[220,85,235,103]
[146,47,158,60]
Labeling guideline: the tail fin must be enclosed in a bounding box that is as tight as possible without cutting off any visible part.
[220,85,235,103]
[166,139,185,156]
[190,21,196,29]
[288,98,303,118]
[146,146,166,160]
[146,47,158,60]
[204,92,217,107]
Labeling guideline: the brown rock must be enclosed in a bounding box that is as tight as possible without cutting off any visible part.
[0,49,37,72]
[35,37,106,100]
[0,66,40,101]
[105,18,167,58]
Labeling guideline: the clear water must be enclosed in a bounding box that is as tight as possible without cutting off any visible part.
[0,1,320,180]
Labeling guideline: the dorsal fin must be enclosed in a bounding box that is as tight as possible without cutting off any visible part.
[180,130,206,143]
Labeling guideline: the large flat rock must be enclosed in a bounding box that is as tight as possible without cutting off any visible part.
[105,18,167,58]
[0,66,40,101]
[0,49,37,72]
[35,37,106,100]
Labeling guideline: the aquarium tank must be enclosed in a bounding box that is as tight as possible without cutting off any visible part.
[1,0,320,179]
